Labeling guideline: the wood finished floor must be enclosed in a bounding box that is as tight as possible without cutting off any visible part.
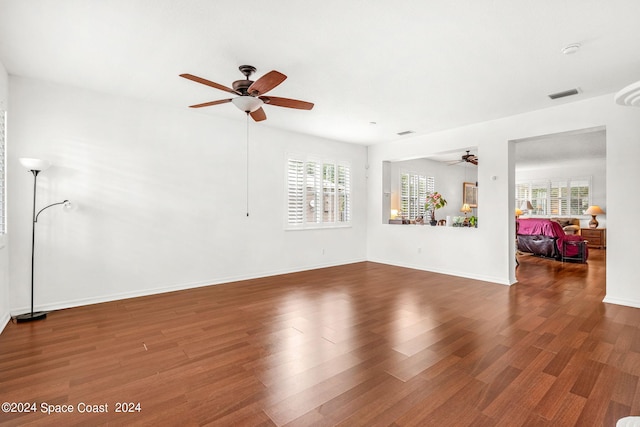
[1,250,639,426]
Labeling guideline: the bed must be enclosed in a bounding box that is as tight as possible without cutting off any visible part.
[517,218,588,262]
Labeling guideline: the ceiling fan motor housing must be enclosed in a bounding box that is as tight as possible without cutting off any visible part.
[234,65,258,95]
[232,79,253,95]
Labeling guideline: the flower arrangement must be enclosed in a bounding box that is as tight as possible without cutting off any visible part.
[425,192,447,220]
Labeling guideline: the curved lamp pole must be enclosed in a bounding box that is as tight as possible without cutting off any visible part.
[16,158,71,323]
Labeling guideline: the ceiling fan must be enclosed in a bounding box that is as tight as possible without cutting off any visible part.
[180,65,314,122]
[447,150,478,166]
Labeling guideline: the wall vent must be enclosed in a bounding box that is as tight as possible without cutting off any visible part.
[548,88,580,100]
[397,130,415,136]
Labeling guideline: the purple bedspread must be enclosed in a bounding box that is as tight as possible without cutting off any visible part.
[517,218,565,237]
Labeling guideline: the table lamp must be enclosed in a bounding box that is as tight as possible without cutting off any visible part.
[584,205,605,229]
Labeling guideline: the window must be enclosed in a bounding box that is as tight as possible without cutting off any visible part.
[286,156,351,228]
[516,178,591,216]
[400,172,434,220]
[569,179,590,216]
[0,110,5,234]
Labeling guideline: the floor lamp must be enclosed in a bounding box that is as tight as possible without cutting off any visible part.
[17,158,71,323]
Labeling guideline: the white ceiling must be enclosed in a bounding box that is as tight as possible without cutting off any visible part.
[1,0,639,146]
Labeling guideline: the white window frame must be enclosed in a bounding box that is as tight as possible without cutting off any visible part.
[400,171,434,220]
[516,177,592,216]
[286,154,351,229]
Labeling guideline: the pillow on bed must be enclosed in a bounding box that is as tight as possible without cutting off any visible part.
[552,218,573,228]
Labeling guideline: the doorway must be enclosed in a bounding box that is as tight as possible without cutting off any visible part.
[512,126,606,281]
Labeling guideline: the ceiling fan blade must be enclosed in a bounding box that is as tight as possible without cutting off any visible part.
[188,99,232,108]
[469,159,479,165]
[446,160,463,166]
[180,73,239,95]
[260,96,314,110]
[250,107,267,122]
[248,70,287,95]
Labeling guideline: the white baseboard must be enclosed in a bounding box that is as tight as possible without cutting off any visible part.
[366,257,513,286]
[0,310,10,335]
[603,295,640,309]
[9,258,368,315]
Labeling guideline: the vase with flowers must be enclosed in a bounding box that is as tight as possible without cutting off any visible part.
[425,192,447,226]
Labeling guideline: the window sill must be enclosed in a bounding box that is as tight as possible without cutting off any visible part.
[285,224,352,231]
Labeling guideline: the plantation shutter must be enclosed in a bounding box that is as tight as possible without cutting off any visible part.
[550,181,568,216]
[516,178,591,216]
[408,174,419,219]
[417,176,427,219]
[426,176,435,216]
[323,163,336,223]
[400,173,410,218]
[287,159,305,225]
[530,181,548,215]
[515,183,530,211]
[337,164,351,223]
[570,179,590,215]
[306,161,321,224]
[400,173,435,220]
[287,156,351,228]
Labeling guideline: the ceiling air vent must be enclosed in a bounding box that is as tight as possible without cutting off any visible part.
[548,88,580,100]
[397,130,415,136]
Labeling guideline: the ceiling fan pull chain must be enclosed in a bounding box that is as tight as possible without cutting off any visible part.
[246,112,250,217]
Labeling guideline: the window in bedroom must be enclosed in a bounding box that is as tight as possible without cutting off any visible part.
[400,172,434,220]
[516,178,591,216]
[286,156,351,228]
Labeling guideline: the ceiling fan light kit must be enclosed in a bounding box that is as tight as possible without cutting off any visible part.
[232,96,264,113]
[180,65,314,122]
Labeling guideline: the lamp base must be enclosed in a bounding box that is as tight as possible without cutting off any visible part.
[15,311,47,323]
[589,215,599,229]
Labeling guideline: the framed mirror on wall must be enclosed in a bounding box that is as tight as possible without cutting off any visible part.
[463,182,478,208]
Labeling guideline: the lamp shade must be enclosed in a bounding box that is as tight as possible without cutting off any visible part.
[515,208,523,216]
[19,158,51,172]
[231,96,264,113]
[460,203,472,213]
[584,205,605,215]
[521,201,533,210]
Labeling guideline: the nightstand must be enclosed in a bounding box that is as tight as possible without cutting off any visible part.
[581,228,606,249]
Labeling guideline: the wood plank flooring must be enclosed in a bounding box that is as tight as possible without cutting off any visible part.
[1,250,639,426]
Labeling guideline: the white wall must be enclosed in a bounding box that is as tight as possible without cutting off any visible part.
[0,61,9,332]
[367,94,640,307]
[5,76,640,321]
[7,76,367,314]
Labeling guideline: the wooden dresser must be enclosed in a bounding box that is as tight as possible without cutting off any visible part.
[581,228,606,249]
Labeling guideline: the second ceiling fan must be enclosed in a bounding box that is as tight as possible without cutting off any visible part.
[180,65,314,122]
[447,150,478,166]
